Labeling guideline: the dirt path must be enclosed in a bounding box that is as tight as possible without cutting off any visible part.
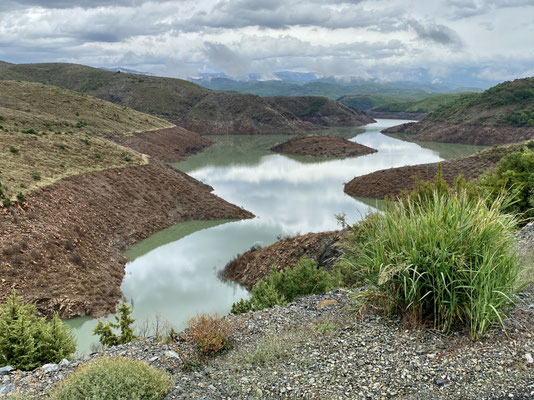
[344,143,524,199]
[0,163,253,318]
[270,135,377,159]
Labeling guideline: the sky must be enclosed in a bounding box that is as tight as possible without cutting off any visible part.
[0,0,533,85]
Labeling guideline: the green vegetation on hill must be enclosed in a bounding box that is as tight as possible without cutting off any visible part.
[0,62,365,133]
[426,77,534,126]
[338,93,431,110]
[0,80,173,201]
[372,92,473,113]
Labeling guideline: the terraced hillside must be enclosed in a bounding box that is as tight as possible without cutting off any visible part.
[0,81,253,318]
[384,78,534,145]
[0,62,372,134]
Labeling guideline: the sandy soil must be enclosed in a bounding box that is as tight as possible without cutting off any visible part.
[344,143,524,199]
[0,163,253,318]
[270,135,377,158]
[220,231,345,290]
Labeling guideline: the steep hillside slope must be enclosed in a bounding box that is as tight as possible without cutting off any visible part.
[384,78,534,145]
[0,62,372,134]
[0,80,252,317]
[266,96,375,126]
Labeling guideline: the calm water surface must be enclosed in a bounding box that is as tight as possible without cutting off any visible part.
[68,120,483,353]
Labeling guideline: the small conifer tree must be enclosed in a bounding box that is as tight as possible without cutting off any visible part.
[93,301,137,347]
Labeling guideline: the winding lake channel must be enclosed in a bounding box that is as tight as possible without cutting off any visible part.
[67,119,484,353]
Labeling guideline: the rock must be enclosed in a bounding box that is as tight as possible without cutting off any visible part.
[59,359,70,368]
[164,351,180,359]
[0,383,16,395]
[526,353,533,364]
[434,378,448,387]
[0,366,14,375]
[42,363,59,373]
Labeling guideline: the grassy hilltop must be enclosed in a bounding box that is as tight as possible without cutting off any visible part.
[0,80,172,200]
[425,77,534,126]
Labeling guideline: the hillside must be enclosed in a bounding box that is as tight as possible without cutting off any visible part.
[0,80,253,317]
[265,96,375,126]
[371,92,472,113]
[344,143,526,199]
[384,78,534,145]
[0,80,174,199]
[0,62,372,135]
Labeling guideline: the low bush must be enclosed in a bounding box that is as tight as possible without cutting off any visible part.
[0,291,76,370]
[51,358,172,400]
[31,172,40,181]
[232,258,337,314]
[16,192,25,203]
[3,198,12,207]
[346,188,521,339]
[9,146,19,154]
[187,313,231,356]
[479,145,534,223]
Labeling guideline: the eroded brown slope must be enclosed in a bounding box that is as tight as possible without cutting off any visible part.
[384,121,534,146]
[0,163,253,318]
[113,126,212,163]
[344,144,523,199]
[220,231,345,290]
[271,135,377,158]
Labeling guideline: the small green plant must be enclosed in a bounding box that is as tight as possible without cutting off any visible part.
[94,152,101,159]
[75,120,87,129]
[51,358,172,400]
[124,155,132,162]
[58,144,66,150]
[9,146,19,154]
[0,290,76,370]
[2,198,12,207]
[315,321,338,334]
[20,128,37,135]
[93,302,137,347]
[16,192,25,203]
[232,258,336,313]
[83,138,90,145]
[230,298,252,315]
[0,115,5,121]
[31,172,41,181]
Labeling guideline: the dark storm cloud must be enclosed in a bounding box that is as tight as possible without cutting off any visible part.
[407,20,463,48]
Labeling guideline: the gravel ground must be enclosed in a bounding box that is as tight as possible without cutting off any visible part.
[1,225,533,399]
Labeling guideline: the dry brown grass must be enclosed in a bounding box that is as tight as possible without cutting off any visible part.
[187,313,233,357]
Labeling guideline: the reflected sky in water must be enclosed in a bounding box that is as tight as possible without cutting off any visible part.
[67,119,484,353]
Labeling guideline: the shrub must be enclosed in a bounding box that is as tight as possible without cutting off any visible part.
[187,313,231,356]
[0,290,76,370]
[230,298,252,315]
[232,258,336,314]
[479,145,534,223]
[347,188,521,339]
[16,192,25,203]
[93,152,101,159]
[9,146,19,154]
[51,358,172,400]
[20,128,37,135]
[31,172,41,181]
[93,302,137,347]
[3,198,12,207]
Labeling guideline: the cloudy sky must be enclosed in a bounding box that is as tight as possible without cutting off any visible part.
[0,0,533,85]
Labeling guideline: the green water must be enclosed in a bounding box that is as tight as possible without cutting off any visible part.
[67,119,485,354]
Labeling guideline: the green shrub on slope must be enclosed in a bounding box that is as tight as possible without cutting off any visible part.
[51,358,172,400]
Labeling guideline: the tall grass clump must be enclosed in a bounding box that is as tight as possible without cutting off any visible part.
[350,189,521,339]
[51,358,171,400]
